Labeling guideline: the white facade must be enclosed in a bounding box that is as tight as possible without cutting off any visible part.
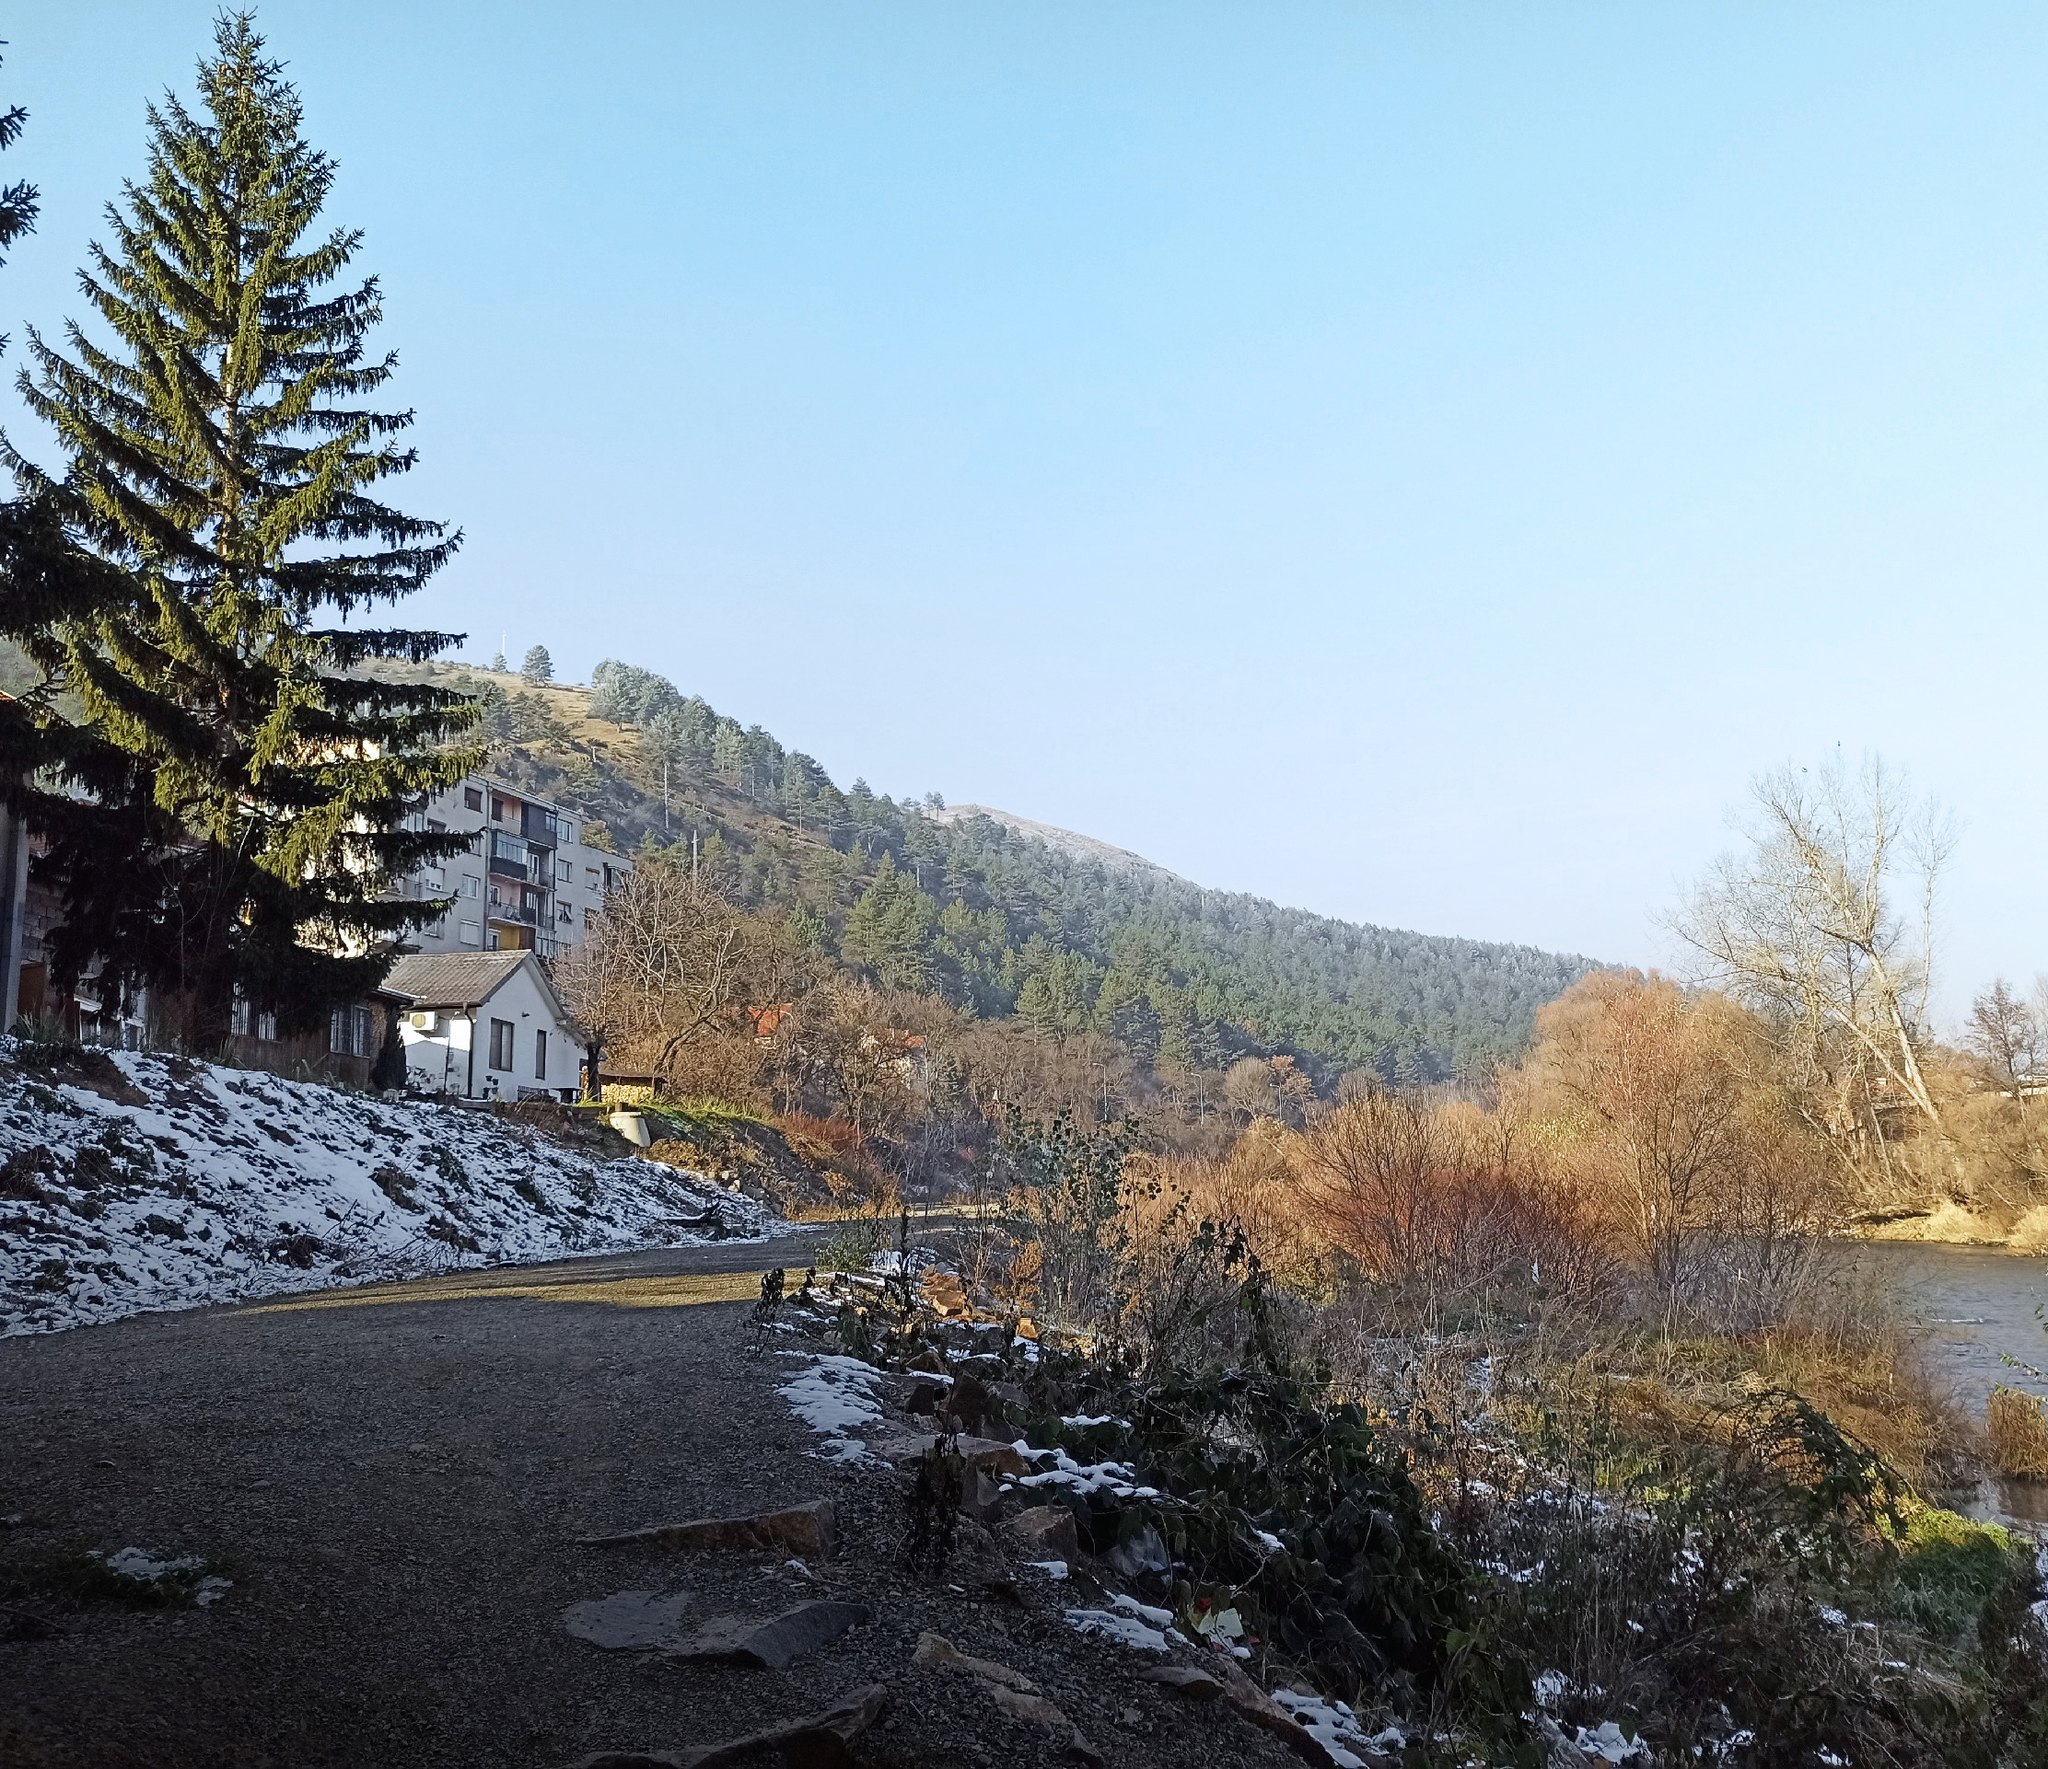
[395,773,632,961]
[386,951,586,1102]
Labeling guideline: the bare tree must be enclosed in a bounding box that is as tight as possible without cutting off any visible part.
[1968,978,2043,1116]
[1673,753,1953,1146]
[554,858,812,1080]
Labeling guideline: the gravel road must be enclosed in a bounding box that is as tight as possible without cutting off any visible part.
[0,1239,1301,1769]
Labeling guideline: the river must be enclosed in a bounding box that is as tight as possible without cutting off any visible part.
[1853,1240,2048,1526]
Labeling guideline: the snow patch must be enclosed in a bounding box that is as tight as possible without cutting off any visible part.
[1571,1720,1648,1763]
[0,1043,793,1336]
[92,1546,231,1605]
[1063,1606,1172,1652]
[1271,1690,1392,1768]
[775,1353,887,1464]
[1017,1442,1159,1499]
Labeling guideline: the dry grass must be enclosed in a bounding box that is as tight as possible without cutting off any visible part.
[1863,1200,2006,1245]
[1987,1386,2048,1478]
[2007,1205,2048,1254]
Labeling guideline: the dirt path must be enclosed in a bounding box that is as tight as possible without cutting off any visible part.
[1,1238,843,1768]
[0,1239,1300,1769]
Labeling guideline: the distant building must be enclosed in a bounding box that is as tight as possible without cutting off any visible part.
[394,772,631,961]
[0,768,622,1088]
[383,949,587,1102]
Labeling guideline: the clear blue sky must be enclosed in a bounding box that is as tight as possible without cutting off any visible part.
[7,4,2047,1018]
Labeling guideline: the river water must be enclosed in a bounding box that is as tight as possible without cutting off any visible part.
[1852,1241,2048,1525]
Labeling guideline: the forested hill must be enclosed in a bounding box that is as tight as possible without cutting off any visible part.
[387,657,1600,1083]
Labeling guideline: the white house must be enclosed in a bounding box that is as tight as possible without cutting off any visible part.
[383,950,588,1102]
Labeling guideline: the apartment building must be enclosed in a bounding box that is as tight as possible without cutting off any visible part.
[397,773,631,961]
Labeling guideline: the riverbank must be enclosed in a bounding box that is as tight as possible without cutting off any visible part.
[1855,1201,2048,1252]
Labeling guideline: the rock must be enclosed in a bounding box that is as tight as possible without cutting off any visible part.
[911,1629,1038,1691]
[899,1376,951,1415]
[986,1686,1101,1765]
[946,1371,992,1431]
[563,1590,692,1650]
[578,1500,835,1559]
[668,1600,869,1670]
[565,1755,686,1768]
[684,1683,887,1768]
[870,1434,1027,1477]
[1007,1504,1080,1559]
[565,1685,887,1769]
[989,1685,1070,1728]
[1136,1664,1224,1701]
[1215,1659,1342,1766]
[964,1467,1007,1520]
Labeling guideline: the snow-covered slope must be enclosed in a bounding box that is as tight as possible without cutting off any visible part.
[0,1042,790,1337]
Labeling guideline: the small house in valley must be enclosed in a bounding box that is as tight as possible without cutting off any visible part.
[382,950,587,1102]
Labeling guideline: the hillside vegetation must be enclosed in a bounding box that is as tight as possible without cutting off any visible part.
[375,657,1596,1091]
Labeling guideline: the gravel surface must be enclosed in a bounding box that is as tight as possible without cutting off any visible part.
[0,1240,1306,1769]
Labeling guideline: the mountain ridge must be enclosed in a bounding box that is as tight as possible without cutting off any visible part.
[929,802,1189,886]
[367,656,1604,1082]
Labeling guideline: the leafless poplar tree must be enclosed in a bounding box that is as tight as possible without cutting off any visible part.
[1672,753,1953,1158]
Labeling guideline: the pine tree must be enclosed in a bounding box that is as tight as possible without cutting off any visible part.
[0,16,477,1046]
[0,43,39,285]
[519,644,552,684]
[841,853,936,991]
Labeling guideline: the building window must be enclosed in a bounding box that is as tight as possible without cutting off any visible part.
[459,875,481,899]
[428,818,446,835]
[556,858,571,882]
[534,1029,548,1080]
[329,1006,376,1058]
[464,786,483,812]
[459,919,482,947]
[489,1019,514,1071]
[586,866,600,887]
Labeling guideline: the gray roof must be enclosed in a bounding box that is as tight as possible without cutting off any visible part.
[381,950,534,1011]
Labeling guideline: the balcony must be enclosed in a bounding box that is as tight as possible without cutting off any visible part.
[520,804,559,849]
[487,831,530,878]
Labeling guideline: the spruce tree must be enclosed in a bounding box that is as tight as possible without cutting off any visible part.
[520,644,551,684]
[0,44,39,283]
[0,16,477,1047]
